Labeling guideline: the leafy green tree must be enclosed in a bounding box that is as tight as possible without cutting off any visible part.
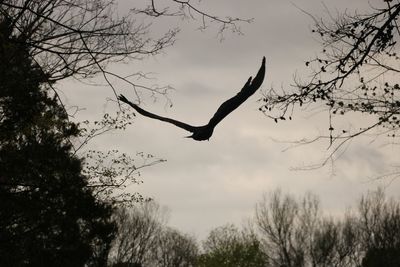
[0,19,115,266]
[198,224,267,267]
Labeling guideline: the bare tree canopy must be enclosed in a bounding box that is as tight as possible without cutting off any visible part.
[109,202,166,266]
[261,1,400,169]
[255,189,400,267]
[1,0,172,80]
[109,201,198,267]
[0,0,251,101]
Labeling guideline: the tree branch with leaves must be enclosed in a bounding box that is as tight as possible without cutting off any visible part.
[261,0,400,169]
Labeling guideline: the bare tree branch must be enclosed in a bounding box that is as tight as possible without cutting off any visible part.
[261,1,400,170]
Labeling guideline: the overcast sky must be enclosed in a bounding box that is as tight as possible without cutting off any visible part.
[62,0,400,239]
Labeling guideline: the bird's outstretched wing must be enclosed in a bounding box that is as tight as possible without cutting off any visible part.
[118,94,197,133]
[118,57,266,140]
[207,56,266,128]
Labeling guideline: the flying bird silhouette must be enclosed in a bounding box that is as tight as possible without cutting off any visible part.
[118,57,266,141]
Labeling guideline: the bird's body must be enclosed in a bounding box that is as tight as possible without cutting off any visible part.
[187,125,214,141]
[118,57,266,141]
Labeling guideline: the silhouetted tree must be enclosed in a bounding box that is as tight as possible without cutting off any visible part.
[254,188,400,267]
[309,215,361,267]
[110,201,198,267]
[0,1,254,265]
[255,190,320,267]
[109,188,400,267]
[261,1,400,169]
[109,202,167,266]
[0,0,251,204]
[154,227,198,267]
[359,189,400,267]
[198,224,267,267]
[0,0,253,201]
[0,0,250,101]
[0,19,115,266]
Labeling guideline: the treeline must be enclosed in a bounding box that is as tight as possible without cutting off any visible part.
[109,189,400,267]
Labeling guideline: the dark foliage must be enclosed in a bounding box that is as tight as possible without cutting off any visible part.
[0,19,115,266]
[198,224,267,267]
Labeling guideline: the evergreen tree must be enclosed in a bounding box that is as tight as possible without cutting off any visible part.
[0,18,115,266]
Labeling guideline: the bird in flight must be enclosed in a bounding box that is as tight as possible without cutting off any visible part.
[118,57,266,141]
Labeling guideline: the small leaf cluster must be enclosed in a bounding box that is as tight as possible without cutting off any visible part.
[83,149,165,205]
